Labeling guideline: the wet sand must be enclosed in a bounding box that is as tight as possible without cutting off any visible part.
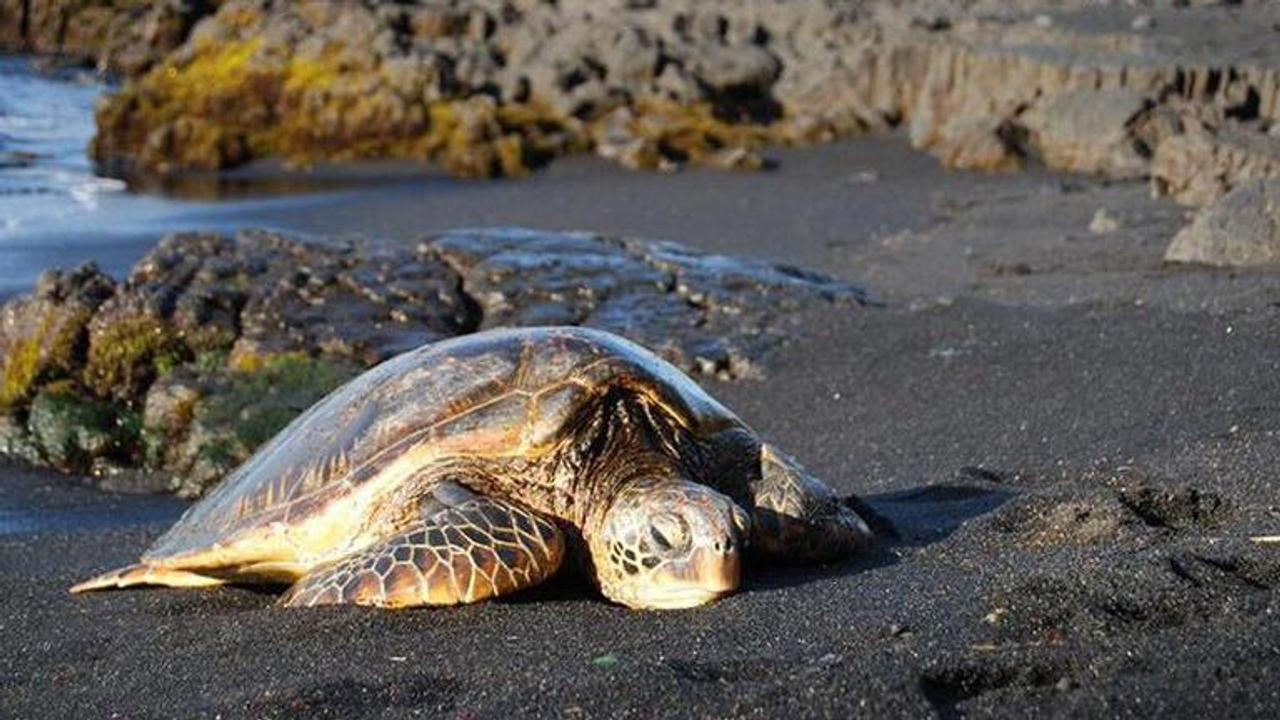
[230,137,1027,277]
[3,138,1280,718]
[1,136,1038,299]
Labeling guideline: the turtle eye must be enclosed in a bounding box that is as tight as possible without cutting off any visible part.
[649,513,690,555]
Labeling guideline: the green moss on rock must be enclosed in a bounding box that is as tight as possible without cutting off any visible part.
[94,40,584,179]
[140,369,204,471]
[0,411,42,466]
[152,353,359,496]
[83,315,188,401]
[197,353,358,451]
[26,382,141,475]
[0,304,94,409]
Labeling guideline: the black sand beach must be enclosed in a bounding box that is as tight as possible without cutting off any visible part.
[3,135,1280,717]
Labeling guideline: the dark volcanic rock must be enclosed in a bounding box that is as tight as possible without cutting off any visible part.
[0,227,866,495]
[143,356,363,497]
[427,229,862,378]
[11,1,1280,204]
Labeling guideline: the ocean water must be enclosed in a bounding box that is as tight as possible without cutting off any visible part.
[0,59,125,236]
[0,57,439,299]
[0,57,218,298]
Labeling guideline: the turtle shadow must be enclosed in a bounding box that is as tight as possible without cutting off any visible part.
[866,480,1016,548]
[502,480,1018,604]
[496,572,601,606]
[744,480,1015,595]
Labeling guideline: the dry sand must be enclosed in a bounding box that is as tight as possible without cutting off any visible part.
[3,138,1279,718]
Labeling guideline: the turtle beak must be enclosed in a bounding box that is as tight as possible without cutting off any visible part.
[636,545,742,610]
[697,544,742,595]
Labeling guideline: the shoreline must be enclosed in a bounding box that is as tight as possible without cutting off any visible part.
[53,2,1280,214]
[1,133,1054,300]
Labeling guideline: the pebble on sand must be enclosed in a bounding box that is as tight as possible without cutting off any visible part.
[1089,208,1121,235]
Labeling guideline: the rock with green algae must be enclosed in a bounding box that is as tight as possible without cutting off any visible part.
[0,412,43,466]
[90,31,585,178]
[83,311,188,403]
[0,264,115,409]
[144,355,360,497]
[62,0,1280,207]
[87,0,783,178]
[0,227,866,496]
[25,382,140,476]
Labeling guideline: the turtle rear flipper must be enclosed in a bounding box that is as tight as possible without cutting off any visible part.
[70,564,225,594]
[280,492,565,608]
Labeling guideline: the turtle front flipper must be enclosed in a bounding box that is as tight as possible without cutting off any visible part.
[749,444,873,562]
[279,492,565,608]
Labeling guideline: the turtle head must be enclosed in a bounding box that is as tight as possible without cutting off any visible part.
[590,480,750,610]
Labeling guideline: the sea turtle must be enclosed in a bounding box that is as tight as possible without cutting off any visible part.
[72,327,872,609]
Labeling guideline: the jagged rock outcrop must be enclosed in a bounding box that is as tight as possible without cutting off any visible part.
[0,228,866,495]
[1021,89,1151,179]
[0,265,116,408]
[5,0,1267,196]
[12,1,1280,220]
[1153,123,1280,207]
[89,0,792,178]
[0,0,224,74]
[76,0,1280,199]
[887,9,1280,186]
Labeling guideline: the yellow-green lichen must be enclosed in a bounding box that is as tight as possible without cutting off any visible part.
[93,36,586,178]
[93,38,267,172]
[0,306,91,409]
[0,334,43,408]
[83,316,187,400]
[607,99,772,168]
[92,30,778,178]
